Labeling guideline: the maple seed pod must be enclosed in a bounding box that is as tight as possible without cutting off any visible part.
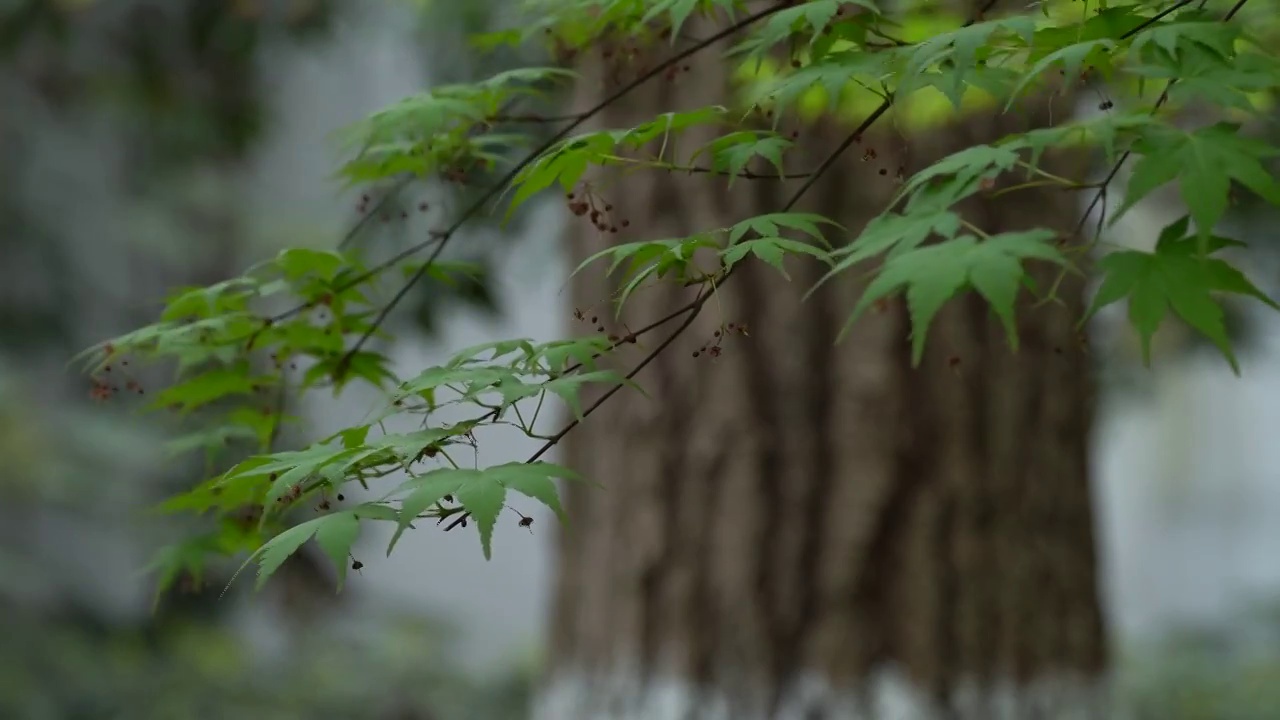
[337,494,345,502]
[351,560,364,571]
[692,351,700,358]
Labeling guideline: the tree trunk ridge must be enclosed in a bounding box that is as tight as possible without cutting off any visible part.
[540,20,1108,720]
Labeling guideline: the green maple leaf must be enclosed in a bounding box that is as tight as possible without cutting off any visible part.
[1084,216,1279,374]
[387,468,477,555]
[691,131,792,185]
[1006,39,1116,110]
[816,209,963,294]
[644,0,700,40]
[226,504,396,594]
[387,462,581,560]
[845,230,1066,364]
[485,461,581,522]
[314,512,361,591]
[1115,123,1280,240]
[730,0,868,57]
[728,212,840,245]
[454,477,507,562]
[544,369,641,420]
[895,15,1035,107]
[895,144,1022,211]
[721,237,831,279]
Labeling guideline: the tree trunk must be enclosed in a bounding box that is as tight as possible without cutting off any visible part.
[539,23,1108,720]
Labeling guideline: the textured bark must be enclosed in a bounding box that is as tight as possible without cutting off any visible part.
[540,22,1107,720]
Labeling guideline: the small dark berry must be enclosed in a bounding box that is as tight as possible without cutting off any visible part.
[352,560,364,570]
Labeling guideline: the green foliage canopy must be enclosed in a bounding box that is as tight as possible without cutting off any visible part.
[74,0,1280,599]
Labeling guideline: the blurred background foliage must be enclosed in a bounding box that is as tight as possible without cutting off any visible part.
[2,0,1280,717]
[0,0,538,717]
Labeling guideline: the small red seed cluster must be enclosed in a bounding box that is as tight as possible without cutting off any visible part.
[566,188,630,234]
[572,308,638,345]
[89,344,146,401]
[357,192,433,223]
[693,322,749,359]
